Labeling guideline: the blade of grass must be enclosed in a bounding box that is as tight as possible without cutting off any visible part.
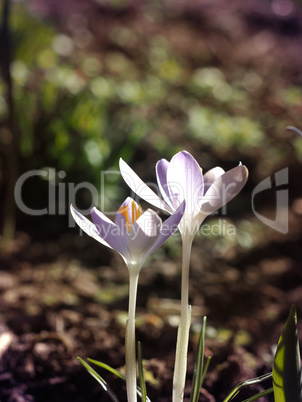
[88,358,126,381]
[222,373,272,402]
[190,316,207,402]
[241,387,273,402]
[200,356,211,386]
[88,357,151,402]
[77,357,119,402]
[138,341,147,402]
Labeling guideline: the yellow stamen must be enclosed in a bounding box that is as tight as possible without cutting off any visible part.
[132,201,143,222]
[132,202,135,224]
[118,202,143,233]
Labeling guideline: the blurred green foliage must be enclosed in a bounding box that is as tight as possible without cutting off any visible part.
[0,1,301,235]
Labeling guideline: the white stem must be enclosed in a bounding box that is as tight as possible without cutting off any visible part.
[126,272,139,402]
[172,237,192,402]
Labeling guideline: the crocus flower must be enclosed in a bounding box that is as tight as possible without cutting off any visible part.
[120,150,249,243]
[119,151,248,402]
[70,197,184,275]
[70,197,184,402]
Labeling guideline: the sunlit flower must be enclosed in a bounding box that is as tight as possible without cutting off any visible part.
[120,150,249,241]
[71,197,184,402]
[70,197,184,275]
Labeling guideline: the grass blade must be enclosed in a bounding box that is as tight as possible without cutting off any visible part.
[241,387,273,402]
[88,357,151,402]
[222,373,272,402]
[190,316,208,402]
[88,358,126,381]
[138,341,147,402]
[77,357,119,402]
[200,356,211,386]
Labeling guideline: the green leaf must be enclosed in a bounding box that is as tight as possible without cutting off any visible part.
[77,357,119,402]
[273,305,302,402]
[138,342,147,402]
[190,316,208,402]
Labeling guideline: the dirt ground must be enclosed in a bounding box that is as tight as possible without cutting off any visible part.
[2,225,302,401]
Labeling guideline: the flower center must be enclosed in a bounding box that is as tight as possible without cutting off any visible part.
[118,201,143,232]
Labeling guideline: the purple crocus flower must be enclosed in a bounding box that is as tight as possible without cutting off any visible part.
[119,150,248,402]
[120,150,248,241]
[71,197,184,402]
[70,197,184,274]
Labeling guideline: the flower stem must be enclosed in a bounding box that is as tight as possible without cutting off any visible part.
[126,272,139,402]
[173,237,193,402]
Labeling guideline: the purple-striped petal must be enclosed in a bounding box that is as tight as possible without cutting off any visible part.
[166,151,204,214]
[200,165,248,215]
[70,205,111,248]
[156,159,174,209]
[119,158,172,213]
[148,200,185,255]
[91,207,129,257]
[127,201,185,266]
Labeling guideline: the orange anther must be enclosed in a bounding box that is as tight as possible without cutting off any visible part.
[118,202,143,233]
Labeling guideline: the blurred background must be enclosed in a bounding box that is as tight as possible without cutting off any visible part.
[0,0,302,400]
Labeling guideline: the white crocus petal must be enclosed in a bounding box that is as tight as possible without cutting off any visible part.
[166,151,204,215]
[126,210,161,273]
[119,158,172,213]
[155,159,175,210]
[199,164,249,215]
[203,166,225,193]
[115,197,134,232]
[70,204,111,248]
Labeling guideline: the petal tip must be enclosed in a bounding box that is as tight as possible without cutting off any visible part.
[90,206,98,214]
